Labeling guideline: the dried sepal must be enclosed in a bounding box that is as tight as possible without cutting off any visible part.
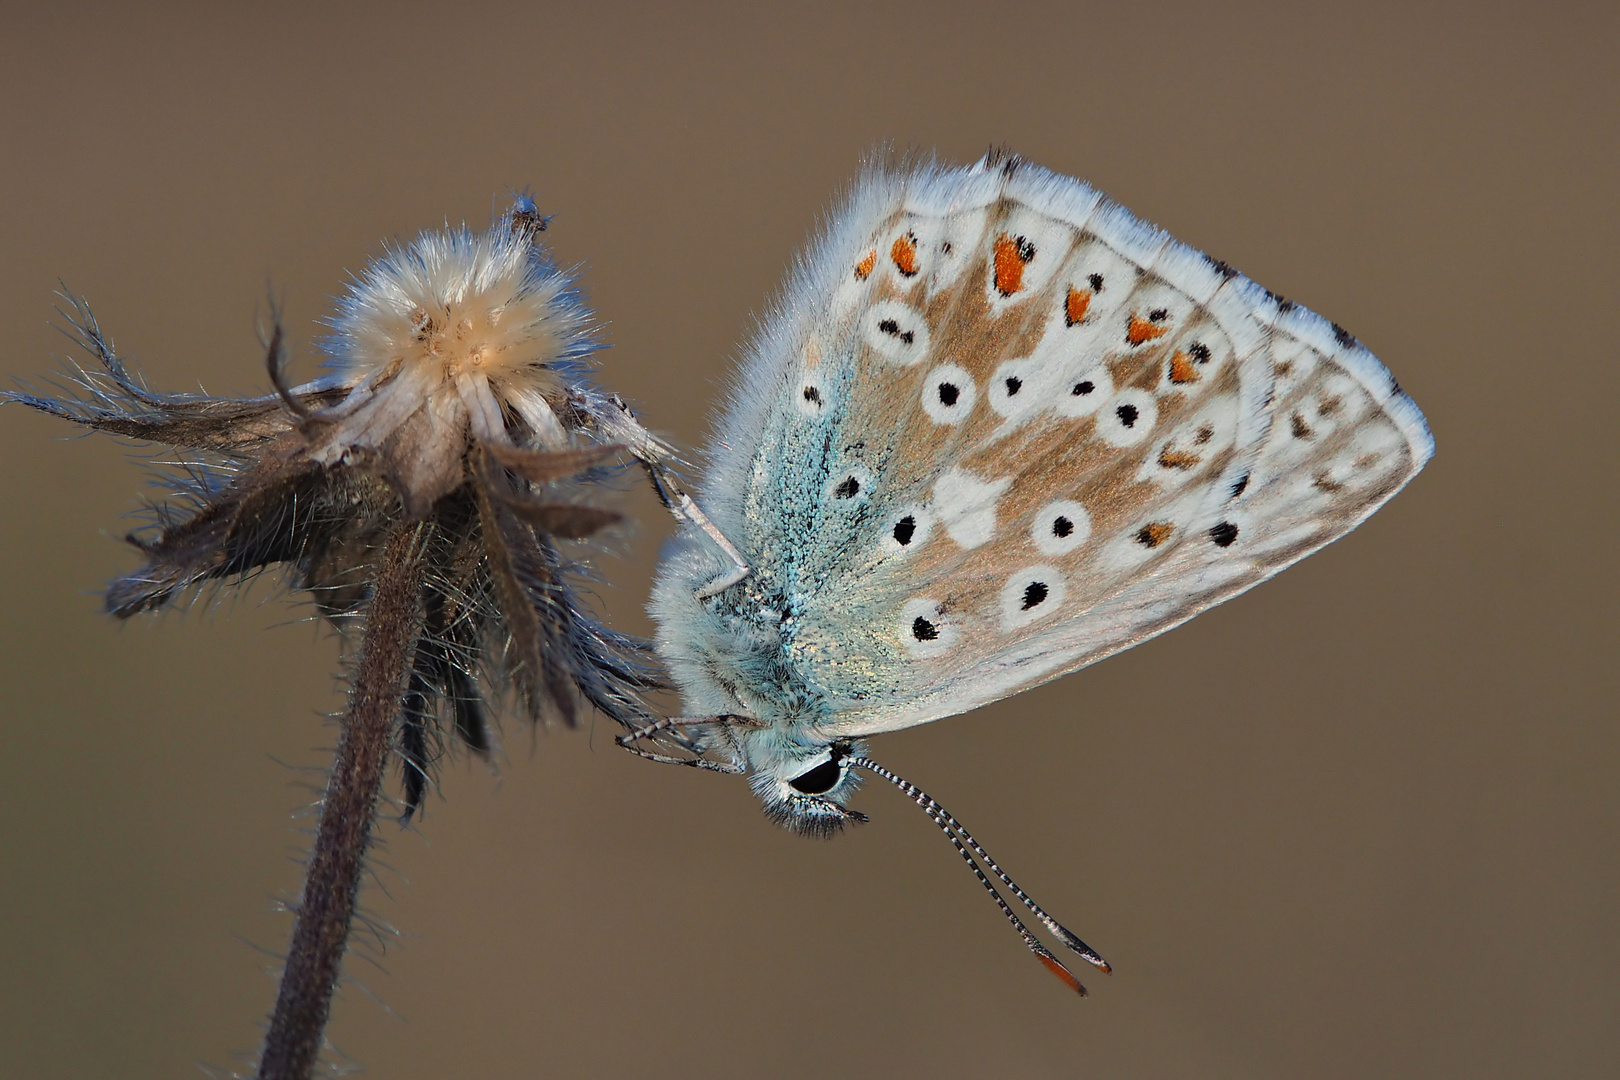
[483,440,624,485]
[8,292,342,451]
[493,496,622,540]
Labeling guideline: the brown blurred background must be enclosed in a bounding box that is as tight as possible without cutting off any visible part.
[1,3,1614,1077]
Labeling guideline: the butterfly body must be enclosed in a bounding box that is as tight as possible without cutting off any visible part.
[650,153,1432,835]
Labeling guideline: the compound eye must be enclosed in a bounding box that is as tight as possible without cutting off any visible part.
[788,758,843,795]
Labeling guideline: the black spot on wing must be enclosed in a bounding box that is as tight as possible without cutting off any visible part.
[877,318,915,345]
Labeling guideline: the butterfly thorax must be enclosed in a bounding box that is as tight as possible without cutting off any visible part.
[653,536,879,833]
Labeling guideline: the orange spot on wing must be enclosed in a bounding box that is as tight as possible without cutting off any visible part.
[891,233,919,276]
[992,233,1034,297]
[1168,350,1200,383]
[1064,287,1092,326]
[1312,471,1345,493]
[1136,521,1175,548]
[854,249,876,280]
[1126,314,1170,346]
[1157,448,1202,470]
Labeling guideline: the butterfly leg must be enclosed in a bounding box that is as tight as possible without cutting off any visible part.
[584,391,752,597]
[638,458,751,598]
[617,742,746,774]
[616,714,759,773]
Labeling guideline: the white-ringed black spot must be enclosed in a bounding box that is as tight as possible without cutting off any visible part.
[1209,521,1240,547]
[999,564,1067,628]
[1004,376,1022,396]
[834,475,861,499]
[922,363,976,424]
[1072,379,1095,397]
[878,318,915,345]
[803,385,822,405]
[864,302,930,366]
[1096,387,1156,445]
[1031,500,1090,555]
[893,515,917,546]
[900,596,954,655]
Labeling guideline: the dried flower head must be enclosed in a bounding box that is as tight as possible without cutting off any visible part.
[11,202,670,781]
[4,198,735,1080]
[310,211,592,512]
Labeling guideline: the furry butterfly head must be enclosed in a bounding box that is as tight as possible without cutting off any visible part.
[636,151,1431,988]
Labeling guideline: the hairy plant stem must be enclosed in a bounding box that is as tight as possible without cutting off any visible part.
[258,522,430,1080]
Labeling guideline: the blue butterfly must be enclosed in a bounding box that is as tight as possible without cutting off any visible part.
[626,152,1433,992]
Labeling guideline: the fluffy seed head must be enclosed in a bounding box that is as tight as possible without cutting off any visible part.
[329,223,587,393]
[311,216,597,513]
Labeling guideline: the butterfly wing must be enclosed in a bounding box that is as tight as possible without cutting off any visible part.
[656,154,1431,738]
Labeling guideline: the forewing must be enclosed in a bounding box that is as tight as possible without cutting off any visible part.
[695,156,1432,738]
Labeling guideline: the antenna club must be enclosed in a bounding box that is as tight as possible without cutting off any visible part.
[1036,951,1087,996]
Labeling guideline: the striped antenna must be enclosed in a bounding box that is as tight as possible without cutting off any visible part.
[850,756,1110,994]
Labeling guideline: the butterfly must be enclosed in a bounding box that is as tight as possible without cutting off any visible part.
[625,151,1433,994]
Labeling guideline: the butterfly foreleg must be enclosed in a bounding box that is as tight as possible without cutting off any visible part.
[617,741,746,774]
[615,713,761,774]
[585,391,751,598]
